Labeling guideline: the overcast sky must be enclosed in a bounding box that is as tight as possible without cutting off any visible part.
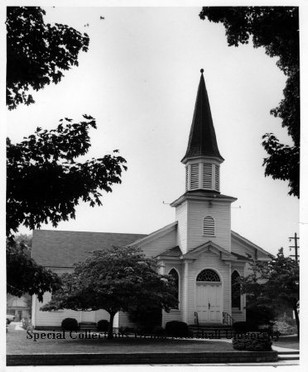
[6,6,301,256]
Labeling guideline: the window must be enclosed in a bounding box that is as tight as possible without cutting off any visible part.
[196,269,220,282]
[169,268,179,309]
[190,164,199,189]
[203,163,212,189]
[232,271,241,309]
[203,216,215,236]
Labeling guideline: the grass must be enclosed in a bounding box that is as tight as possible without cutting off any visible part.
[7,327,234,355]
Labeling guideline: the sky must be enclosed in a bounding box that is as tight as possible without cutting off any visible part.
[6,6,301,256]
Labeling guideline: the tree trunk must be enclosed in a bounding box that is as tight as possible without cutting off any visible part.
[293,303,299,339]
[108,312,115,340]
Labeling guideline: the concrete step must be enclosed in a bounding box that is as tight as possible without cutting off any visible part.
[79,322,97,330]
[278,351,299,361]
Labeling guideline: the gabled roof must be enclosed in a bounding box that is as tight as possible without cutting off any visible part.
[231,230,273,258]
[182,240,232,260]
[156,246,182,258]
[182,70,224,163]
[127,221,178,247]
[32,230,147,268]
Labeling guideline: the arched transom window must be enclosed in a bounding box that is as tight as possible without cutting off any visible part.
[197,269,220,282]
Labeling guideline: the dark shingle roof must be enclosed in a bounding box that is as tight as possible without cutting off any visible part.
[32,230,147,268]
[182,70,223,163]
[156,246,182,258]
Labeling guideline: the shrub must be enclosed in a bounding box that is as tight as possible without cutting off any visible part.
[61,318,79,331]
[165,321,189,337]
[97,319,109,332]
[233,332,272,351]
[152,326,166,336]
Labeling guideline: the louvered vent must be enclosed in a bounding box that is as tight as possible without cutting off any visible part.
[185,166,189,190]
[215,165,220,191]
[190,164,199,189]
[203,216,215,236]
[203,163,212,189]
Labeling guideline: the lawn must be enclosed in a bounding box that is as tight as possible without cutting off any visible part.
[7,327,234,355]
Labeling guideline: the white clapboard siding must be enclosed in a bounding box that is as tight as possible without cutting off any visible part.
[176,201,188,252]
[187,201,231,252]
[138,228,177,258]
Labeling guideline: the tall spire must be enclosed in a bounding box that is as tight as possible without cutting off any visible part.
[182,69,223,163]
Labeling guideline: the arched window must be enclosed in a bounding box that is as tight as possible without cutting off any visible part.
[169,268,179,309]
[232,271,241,309]
[196,269,220,282]
[203,216,215,236]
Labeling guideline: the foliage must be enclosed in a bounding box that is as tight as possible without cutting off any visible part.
[274,319,296,336]
[61,318,79,331]
[97,320,110,332]
[239,248,299,336]
[200,7,299,197]
[6,116,127,239]
[233,332,272,351]
[246,304,276,326]
[41,246,178,339]
[6,7,89,110]
[7,239,61,301]
[165,321,189,337]
[14,234,32,249]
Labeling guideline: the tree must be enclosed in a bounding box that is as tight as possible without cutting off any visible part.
[7,6,89,110]
[7,116,127,239]
[7,239,61,301]
[6,7,127,301]
[200,7,299,197]
[240,248,299,337]
[41,246,178,339]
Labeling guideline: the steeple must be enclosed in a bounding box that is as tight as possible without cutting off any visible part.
[182,69,223,163]
[182,70,224,193]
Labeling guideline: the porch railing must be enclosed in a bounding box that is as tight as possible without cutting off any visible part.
[222,311,234,326]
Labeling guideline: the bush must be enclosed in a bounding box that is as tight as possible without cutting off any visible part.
[97,319,109,332]
[152,326,166,336]
[233,332,272,351]
[61,318,79,331]
[165,321,189,337]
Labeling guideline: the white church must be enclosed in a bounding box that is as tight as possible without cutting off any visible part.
[31,70,271,330]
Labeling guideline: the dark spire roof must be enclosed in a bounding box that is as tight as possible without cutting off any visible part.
[182,70,224,163]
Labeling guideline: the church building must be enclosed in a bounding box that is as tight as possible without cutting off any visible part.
[31,70,271,330]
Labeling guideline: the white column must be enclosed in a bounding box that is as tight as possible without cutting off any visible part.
[182,260,189,323]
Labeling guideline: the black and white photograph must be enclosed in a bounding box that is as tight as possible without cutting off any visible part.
[4,1,305,369]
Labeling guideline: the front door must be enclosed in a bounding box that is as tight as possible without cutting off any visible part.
[196,283,222,323]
